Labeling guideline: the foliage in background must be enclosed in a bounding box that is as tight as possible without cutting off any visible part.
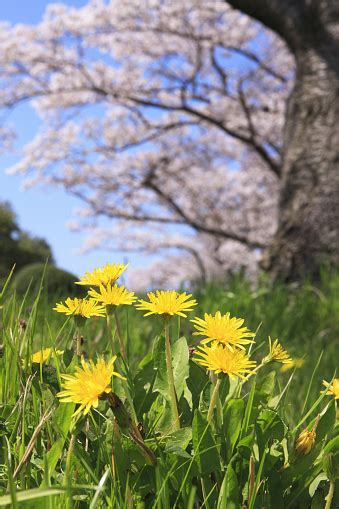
[0,201,54,282]
[0,266,338,508]
[12,263,84,300]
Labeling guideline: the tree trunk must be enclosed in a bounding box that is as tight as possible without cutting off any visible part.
[228,0,339,282]
[263,18,339,280]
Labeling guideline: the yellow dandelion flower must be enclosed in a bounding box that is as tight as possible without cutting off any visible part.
[53,297,106,318]
[76,263,128,287]
[31,347,63,364]
[136,290,197,318]
[263,337,292,364]
[295,428,316,455]
[321,379,339,399]
[193,342,256,380]
[191,311,255,351]
[280,357,305,373]
[57,357,126,417]
[88,284,136,308]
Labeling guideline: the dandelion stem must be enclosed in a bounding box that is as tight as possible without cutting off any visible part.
[107,310,137,422]
[120,375,138,424]
[210,372,223,424]
[107,392,157,466]
[324,480,335,509]
[75,327,82,358]
[207,377,222,423]
[164,318,180,431]
[114,309,128,363]
[241,361,264,383]
[106,313,115,355]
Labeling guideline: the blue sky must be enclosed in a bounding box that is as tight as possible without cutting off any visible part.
[0,0,138,278]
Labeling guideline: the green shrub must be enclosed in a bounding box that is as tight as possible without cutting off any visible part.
[0,200,54,282]
[12,263,85,298]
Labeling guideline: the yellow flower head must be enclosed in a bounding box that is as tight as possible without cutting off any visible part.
[31,348,64,364]
[295,428,316,455]
[263,337,292,364]
[76,263,128,287]
[191,311,255,351]
[280,357,305,373]
[321,379,339,399]
[53,297,106,318]
[88,284,136,307]
[193,342,256,380]
[136,290,197,318]
[57,357,126,417]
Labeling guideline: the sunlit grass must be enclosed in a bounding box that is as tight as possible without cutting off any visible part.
[0,266,338,508]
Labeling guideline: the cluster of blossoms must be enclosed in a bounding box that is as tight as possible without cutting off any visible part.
[54,262,135,317]
[54,262,135,359]
[191,311,256,380]
[30,262,338,453]
[0,0,294,287]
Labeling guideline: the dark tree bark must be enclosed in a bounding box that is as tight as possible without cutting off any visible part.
[227,0,339,281]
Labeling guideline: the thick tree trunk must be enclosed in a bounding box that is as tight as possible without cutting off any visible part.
[265,35,339,280]
[228,0,339,281]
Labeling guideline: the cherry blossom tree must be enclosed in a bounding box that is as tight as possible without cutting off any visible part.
[1,0,333,286]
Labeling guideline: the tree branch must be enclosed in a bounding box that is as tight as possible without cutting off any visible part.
[69,187,267,250]
[143,168,267,249]
[238,80,280,176]
[127,94,280,174]
[224,46,288,82]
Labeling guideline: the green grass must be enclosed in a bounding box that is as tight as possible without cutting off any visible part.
[0,267,338,508]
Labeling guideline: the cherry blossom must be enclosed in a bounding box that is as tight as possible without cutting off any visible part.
[0,0,294,287]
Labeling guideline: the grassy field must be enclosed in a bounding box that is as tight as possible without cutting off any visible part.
[0,267,338,508]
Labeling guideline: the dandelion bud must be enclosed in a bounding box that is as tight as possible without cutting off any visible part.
[263,337,292,365]
[295,428,316,455]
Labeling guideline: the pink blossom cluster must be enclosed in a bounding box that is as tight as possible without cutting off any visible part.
[0,0,294,288]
